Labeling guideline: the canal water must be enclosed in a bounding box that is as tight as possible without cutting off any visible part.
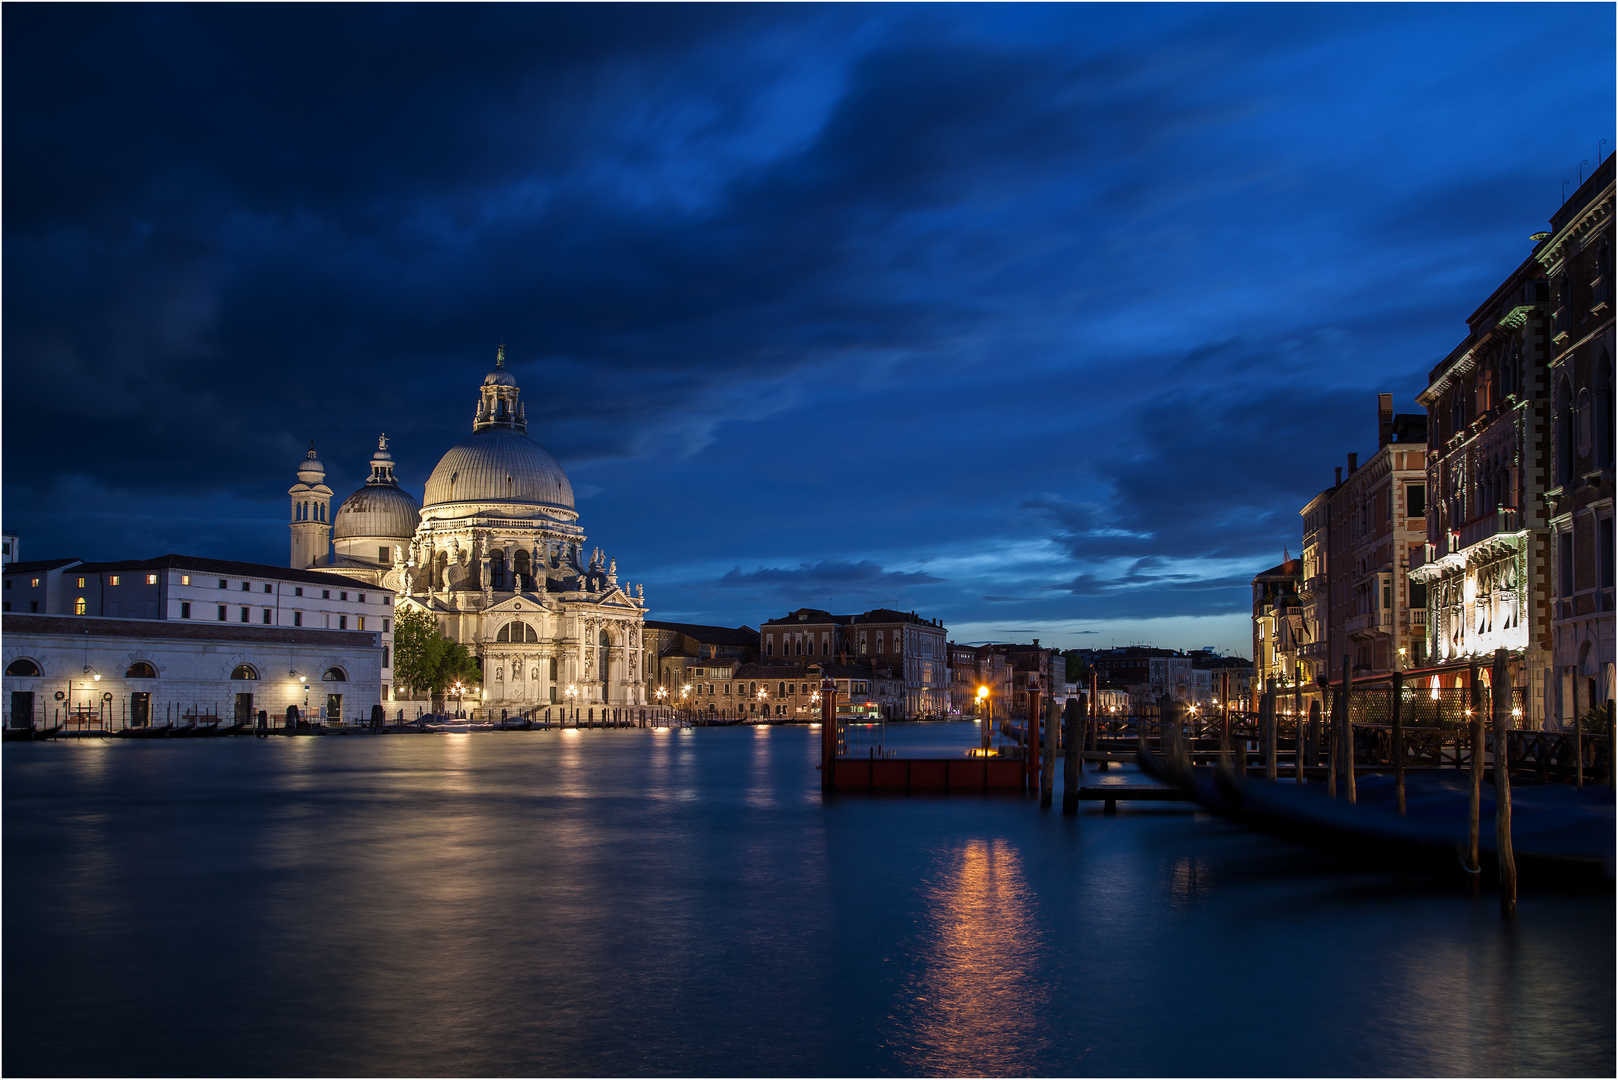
[5,722,1612,1076]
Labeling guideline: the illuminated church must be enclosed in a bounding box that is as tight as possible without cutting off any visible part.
[288,348,648,715]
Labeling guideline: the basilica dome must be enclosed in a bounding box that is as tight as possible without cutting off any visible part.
[333,435,421,542]
[423,428,575,511]
[334,483,421,540]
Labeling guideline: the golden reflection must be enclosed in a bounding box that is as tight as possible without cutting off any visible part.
[1166,854,1212,907]
[744,720,774,808]
[897,839,1049,1076]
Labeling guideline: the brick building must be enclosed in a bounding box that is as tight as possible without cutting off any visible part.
[759,607,948,717]
[642,620,759,707]
[1408,251,1555,723]
[1534,156,1614,724]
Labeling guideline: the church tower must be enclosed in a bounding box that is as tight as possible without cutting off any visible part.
[288,442,333,568]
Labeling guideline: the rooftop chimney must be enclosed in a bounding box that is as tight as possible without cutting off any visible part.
[1347,452,1358,473]
[1377,393,1394,447]
[1335,466,1343,486]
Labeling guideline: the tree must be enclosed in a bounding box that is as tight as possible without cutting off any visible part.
[393,606,482,709]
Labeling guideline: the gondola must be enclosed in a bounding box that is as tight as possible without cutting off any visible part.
[113,723,173,739]
[1138,739,1615,882]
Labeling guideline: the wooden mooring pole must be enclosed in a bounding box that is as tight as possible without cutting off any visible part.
[1392,670,1405,816]
[1492,648,1516,919]
[1063,696,1082,814]
[819,676,838,793]
[1341,658,1355,804]
[1264,678,1278,781]
[1467,659,1482,877]
[1026,681,1042,796]
[1041,695,1056,808]
[1294,672,1304,782]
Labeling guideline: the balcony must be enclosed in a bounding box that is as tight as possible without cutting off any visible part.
[1456,506,1520,551]
[1345,610,1393,641]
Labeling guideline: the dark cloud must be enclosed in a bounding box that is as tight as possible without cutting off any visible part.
[3,5,1612,648]
[721,560,944,589]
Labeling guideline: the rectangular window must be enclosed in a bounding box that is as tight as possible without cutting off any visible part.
[263,609,272,625]
[294,611,302,627]
[77,577,86,587]
[382,618,390,633]
[241,581,251,592]
[30,578,39,588]
[339,615,348,630]
[358,593,366,603]
[322,590,330,600]
[217,605,227,621]
[2,602,9,612]
[241,607,250,622]
[1408,484,1425,517]
[181,575,190,586]
[357,616,365,631]
[295,587,303,597]
[263,583,272,594]
[218,579,227,589]
[30,601,39,613]
[180,602,191,618]
[380,547,390,565]
[340,591,348,602]
[1409,582,1427,609]
[385,596,392,606]
[108,575,120,586]
[146,574,158,585]
[1602,519,1615,590]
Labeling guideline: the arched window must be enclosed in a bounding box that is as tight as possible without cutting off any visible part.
[1577,388,1593,457]
[599,629,610,682]
[513,549,531,589]
[125,662,157,679]
[322,667,347,682]
[231,664,258,680]
[5,658,40,677]
[74,597,87,615]
[778,681,786,696]
[382,646,391,667]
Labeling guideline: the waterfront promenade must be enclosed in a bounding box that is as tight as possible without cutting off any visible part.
[4,722,1612,1076]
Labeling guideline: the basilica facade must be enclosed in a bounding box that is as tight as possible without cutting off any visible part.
[288,349,648,717]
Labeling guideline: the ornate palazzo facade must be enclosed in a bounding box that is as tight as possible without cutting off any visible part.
[289,349,648,717]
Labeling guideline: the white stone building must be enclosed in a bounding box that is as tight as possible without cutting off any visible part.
[291,348,649,719]
[3,613,383,729]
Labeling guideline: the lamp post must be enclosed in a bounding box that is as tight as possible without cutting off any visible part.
[655,685,667,725]
[566,683,578,725]
[757,687,768,723]
[977,685,991,752]
[681,683,691,723]
[451,681,465,718]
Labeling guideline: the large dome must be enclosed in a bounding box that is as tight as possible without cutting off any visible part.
[334,483,421,540]
[423,429,575,510]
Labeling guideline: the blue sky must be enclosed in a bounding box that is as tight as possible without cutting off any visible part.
[4,4,1613,654]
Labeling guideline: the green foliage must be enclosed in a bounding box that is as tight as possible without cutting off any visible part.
[393,606,482,697]
[1065,653,1091,684]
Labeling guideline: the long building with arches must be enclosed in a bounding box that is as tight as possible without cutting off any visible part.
[294,347,649,720]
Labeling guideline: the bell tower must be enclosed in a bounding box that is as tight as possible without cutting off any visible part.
[288,442,333,568]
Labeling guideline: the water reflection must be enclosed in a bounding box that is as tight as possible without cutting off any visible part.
[897,838,1049,1076]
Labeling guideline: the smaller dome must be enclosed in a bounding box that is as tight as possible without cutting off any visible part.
[484,367,517,387]
[334,484,421,541]
[295,446,326,486]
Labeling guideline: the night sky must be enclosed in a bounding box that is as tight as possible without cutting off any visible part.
[5,4,1613,654]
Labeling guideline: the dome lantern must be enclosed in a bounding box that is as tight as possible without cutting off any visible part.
[475,344,526,432]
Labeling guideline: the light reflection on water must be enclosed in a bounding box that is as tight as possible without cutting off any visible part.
[3,723,1611,1077]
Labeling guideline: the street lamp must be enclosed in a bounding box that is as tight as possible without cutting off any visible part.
[756,687,767,722]
[451,681,465,718]
[976,685,991,751]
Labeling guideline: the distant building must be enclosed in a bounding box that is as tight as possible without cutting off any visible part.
[760,608,948,717]
[643,620,758,706]
[1,535,17,566]
[1533,156,1614,725]
[1252,557,1304,690]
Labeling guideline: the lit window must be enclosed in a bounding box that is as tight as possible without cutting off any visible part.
[74,597,86,615]
[30,578,39,588]
[145,574,158,585]
[77,577,86,588]
[180,602,191,619]
[357,616,365,631]
[181,575,190,586]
